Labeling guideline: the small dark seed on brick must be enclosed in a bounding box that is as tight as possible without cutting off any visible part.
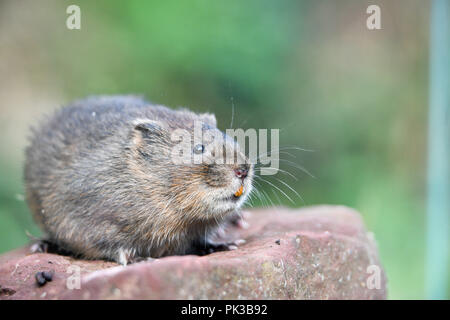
[35,272,47,287]
[42,270,54,281]
[275,239,281,245]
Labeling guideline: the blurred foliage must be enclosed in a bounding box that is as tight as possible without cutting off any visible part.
[0,0,446,299]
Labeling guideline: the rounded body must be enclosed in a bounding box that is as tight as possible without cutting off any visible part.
[25,96,253,264]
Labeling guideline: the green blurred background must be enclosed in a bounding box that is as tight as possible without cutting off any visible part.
[0,0,445,299]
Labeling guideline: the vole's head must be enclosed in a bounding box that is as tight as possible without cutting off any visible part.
[130,111,253,221]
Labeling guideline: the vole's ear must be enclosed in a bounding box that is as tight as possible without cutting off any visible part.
[133,119,166,139]
[199,113,217,127]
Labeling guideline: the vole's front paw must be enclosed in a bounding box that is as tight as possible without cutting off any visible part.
[127,256,155,264]
[117,248,156,266]
[30,240,51,253]
[30,239,68,255]
[194,240,245,255]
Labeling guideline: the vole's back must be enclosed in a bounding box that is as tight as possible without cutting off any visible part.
[27,95,171,155]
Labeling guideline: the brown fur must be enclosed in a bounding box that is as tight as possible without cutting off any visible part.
[24,95,253,264]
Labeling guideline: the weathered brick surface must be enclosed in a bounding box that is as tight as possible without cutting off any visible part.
[0,206,387,300]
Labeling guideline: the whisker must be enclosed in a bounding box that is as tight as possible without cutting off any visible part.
[280,145,315,153]
[278,159,315,179]
[254,175,295,204]
[272,176,305,204]
[260,188,275,207]
[245,191,255,208]
[228,84,235,129]
[270,188,283,206]
[252,180,271,208]
[245,184,257,208]
[253,167,298,181]
[238,119,248,128]
[251,146,311,163]
[256,159,315,179]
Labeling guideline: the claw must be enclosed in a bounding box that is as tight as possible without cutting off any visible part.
[30,240,49,253]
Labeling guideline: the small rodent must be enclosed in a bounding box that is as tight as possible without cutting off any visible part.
[24,95,253,265]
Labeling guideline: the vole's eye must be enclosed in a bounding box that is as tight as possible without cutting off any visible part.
[193,144,205,154]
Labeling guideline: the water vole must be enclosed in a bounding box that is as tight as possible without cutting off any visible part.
[24,95,253,265]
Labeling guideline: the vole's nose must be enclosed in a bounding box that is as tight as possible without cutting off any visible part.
[234,168,248,179]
